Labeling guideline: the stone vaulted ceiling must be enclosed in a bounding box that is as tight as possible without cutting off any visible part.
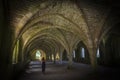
[9,0,114,55]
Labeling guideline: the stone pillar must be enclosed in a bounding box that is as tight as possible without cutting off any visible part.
[59,52,63,64]
[46,54,49,61]
[88,47,97,68]
[50,54,52,61]
[67,52,73,69]
[53,53,56,64]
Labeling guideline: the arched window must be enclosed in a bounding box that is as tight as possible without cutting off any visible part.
[12,40,19,64]
[97,48,100,58]
[36,50,41,60]
[81,47,85,58]
[73,50,76,58]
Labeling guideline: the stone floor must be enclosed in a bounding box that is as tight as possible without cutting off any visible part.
[16,61,120,80]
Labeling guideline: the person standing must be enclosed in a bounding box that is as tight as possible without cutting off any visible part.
[41,57,46,74]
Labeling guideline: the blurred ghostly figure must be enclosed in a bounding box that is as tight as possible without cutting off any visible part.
[41,57,46,74]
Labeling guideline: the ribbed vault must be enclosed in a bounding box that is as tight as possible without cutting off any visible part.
[11,0,91,55]
[25,36,61,56]
[9,0,117,67]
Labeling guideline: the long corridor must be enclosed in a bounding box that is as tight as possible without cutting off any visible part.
[16,61,120,80]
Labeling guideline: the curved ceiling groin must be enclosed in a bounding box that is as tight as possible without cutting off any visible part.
[9,0,118,57]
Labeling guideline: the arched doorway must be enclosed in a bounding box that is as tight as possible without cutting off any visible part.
[31,49,46,61]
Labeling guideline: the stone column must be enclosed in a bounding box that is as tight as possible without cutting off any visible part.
[67,52,73,69]
[53,53,56,64]
[50,54,52,61]
[59,52,63,64]
[88,47,97,68]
